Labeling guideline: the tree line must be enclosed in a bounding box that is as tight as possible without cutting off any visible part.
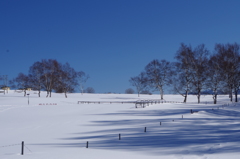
[129,43,240,104]
[9,59,93,98]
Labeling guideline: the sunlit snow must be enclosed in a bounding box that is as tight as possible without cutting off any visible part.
[0,91,239,159]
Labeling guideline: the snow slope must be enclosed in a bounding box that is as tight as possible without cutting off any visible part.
[0,91,239,159]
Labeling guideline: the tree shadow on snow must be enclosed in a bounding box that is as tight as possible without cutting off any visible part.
[43,104,240,155]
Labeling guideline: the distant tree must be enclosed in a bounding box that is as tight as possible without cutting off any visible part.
[145,59,173,100]
[8,80,16,91]
[140,90,152,95]
[129,72,148,97]
[56,62,78,98]
[0,76,2,86]
[11,59,88,98]
[28,60,82,98]
[77,71,89,95]
[0,75,8,94]
[0,75,8,88]
[28,61,43,97]
[11,73,30,96]
[125,88,134,94]
[84,87,95,93]
[40,59,61,98]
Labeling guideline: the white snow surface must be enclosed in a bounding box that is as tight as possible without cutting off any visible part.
[0,91,239,159]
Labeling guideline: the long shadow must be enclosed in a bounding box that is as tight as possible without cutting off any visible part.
[90,106,240,118]
[92,109,195,117]
[57,118,240,155]
[37,104,240,155]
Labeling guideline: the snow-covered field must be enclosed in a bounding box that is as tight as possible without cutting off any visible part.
[0,91,239,159]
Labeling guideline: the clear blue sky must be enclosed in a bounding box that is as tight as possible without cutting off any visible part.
[1,0,240,93]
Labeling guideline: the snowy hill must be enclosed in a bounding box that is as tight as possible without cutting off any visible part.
[0,91,239,159]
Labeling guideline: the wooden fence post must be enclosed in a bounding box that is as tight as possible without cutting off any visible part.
[21,141,24,155]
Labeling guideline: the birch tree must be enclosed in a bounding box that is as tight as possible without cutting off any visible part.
[129,72,148,97]
[28,61,43,97]
[206,54,225,104]
[215,43,240,102]
[190,44,209,103]
[145,59,173,100]
[77,71,89,95]
[173,43,193,103]
[56,63,78,98]
[41,59,61,98]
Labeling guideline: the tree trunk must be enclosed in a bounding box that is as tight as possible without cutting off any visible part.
[197,91,201,103]
[80,85,84,95]
[65,91,67,98]
[160,87,163,100]
[229,88,233,102]
[234,90,238,102]
[38,85,41,97]
[183,90,188,103]
[229,93,233,102]
[212,89,217,104]
[183,95,187,103]
[213,94,217,104]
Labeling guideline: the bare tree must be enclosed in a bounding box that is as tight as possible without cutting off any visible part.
[28,61,43,97]
[172,70,192,103]
[11,73,30,96]
[129,72,148,97]
[11,59,88,98]
[84,87,95,93]
[41,59,61,98]
[140,90,152,95]
[125,88,134,94]
[190,44,209,103]
[173,43,194,102]
[145,59,173,100]
[28,60,80,98]
[228,43,240,102]
[0,76,2,86]
[215,43,240,102]
[233,71,240,102]
[0,75,8,94]
[77,71,89,95]
[56,63,78,98]
[206,54,225,104]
